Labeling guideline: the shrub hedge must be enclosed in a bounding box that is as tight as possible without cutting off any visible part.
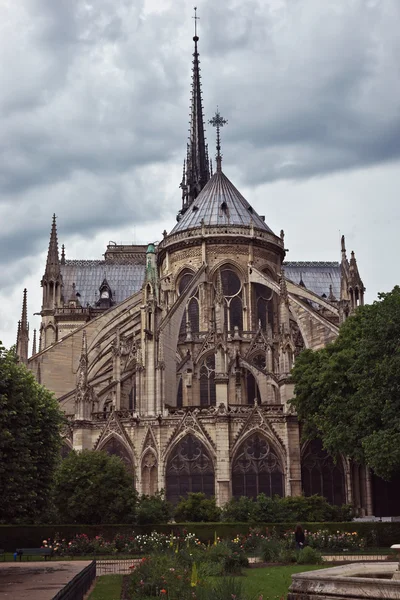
[1,521,400,552]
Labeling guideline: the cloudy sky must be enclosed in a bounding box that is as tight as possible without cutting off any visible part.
[1,0,400,350]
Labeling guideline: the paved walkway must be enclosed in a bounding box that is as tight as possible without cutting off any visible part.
[0,561,92,600]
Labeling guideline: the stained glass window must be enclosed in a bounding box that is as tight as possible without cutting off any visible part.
[166,434,215,504]
[301,440,345,506]
[232,433,284,498]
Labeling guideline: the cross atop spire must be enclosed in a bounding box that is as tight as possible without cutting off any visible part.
[209,108,228,173]
[179,8,210,219]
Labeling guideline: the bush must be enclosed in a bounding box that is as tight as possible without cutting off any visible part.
[221,497,255,522]
[136,492,172,525]
[128,553,200,599]
[174,493,221,522]
[206,541,248,575]
[260,539,283,562]
[296,546,323,565]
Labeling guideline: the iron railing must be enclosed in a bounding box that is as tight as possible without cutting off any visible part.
[52,560,96,600]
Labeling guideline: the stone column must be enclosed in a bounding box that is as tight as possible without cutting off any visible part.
[286,415,302,497]
[215,412,230,506]
[72,422,93,451]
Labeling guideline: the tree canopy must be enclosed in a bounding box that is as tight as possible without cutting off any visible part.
[0,344,63,523]
[291,287,400,480]
[54,449,137,524]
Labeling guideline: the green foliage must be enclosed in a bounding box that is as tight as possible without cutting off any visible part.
[195,577,245,600]
[136,492,172,525]
[260,538,283,562]
[207,540,248,575]
[0,345,63,523]
[53,450,137,524]
[128,553,196,598]
[222,494,352,523]
[296,546,323,565]
[221,496,255,522]
[291,286,400,480]
[174,493,221,522]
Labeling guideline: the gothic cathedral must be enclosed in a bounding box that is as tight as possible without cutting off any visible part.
[17,27,386,516]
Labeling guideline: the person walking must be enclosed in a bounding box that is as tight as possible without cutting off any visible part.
[295,524,305,550]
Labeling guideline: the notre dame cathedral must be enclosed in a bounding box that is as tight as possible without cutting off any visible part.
[16,25,397,518]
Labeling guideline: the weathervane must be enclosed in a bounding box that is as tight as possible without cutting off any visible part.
[209,108,228,172]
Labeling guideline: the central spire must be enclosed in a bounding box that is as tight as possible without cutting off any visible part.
[179,7,210,218]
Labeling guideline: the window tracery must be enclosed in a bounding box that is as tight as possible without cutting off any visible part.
[301,440,345,506]
[178,271,199,340]
[253,283,274,333]
[232,433,284,498]
[199,355,216,406]
[216,267,243,331]
[166,434,215,504]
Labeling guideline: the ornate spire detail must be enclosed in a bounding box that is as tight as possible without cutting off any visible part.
[16,320,21,351]
[341,234,346,260]
[328,284,337,302]
[180,7,210,216]
[44,214,61,279]
[209,108,228,173]
[75,330,92,420]
[32,329,37,356]
[16,289,29,363]
[61,244,65,265]
[280,269,289,302]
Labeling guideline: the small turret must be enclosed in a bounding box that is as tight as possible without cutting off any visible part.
[41,214,62,310]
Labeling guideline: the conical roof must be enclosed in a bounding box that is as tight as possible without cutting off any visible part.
[171,170,274,234]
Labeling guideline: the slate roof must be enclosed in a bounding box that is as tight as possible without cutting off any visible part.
[61,260,145,307]
[283,262,340,299]
[171,170,274,234]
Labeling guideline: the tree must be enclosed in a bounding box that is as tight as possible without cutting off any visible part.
[0,344,63,523]
[54,450,137,523]
[291,286,400,480]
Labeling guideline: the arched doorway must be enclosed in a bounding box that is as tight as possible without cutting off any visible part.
[301,440,345,505]
[232,433,284,499]
[165,434,215,504]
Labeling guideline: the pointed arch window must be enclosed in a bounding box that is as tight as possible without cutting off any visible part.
[254,283,274,333]
[101,437,134,476]
[216,267,243,332]
[232,433,284,499]
[199,355,216,406]
[166,434,215,504]
[244,369,261,404]
[178,271,199,340]
[301,440,345,506]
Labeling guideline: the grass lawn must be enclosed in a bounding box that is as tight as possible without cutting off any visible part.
[87,575,123,600]
[242,565,326,600]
